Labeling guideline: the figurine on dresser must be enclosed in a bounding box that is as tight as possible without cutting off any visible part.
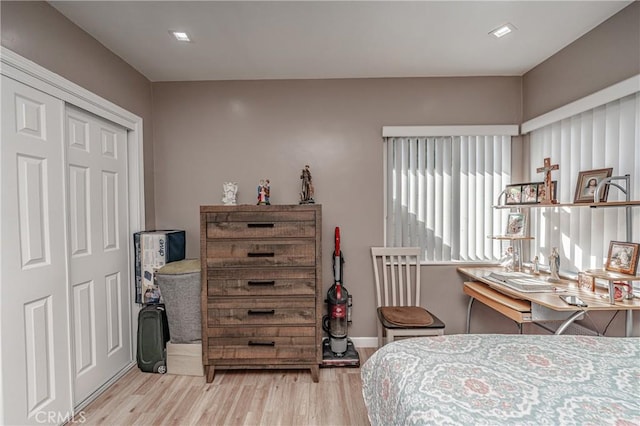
[257,179,270,205]
[222,182,238,205]
[300,165,315,204]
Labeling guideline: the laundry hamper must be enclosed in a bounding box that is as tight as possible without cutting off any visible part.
[156,259,201,344]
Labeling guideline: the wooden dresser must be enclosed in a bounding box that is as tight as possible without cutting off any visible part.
[200,204,322,382]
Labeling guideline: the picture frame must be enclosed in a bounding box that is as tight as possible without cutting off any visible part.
[520,183,538,204]
[573,168,613,203]
[502,181,556,205]
[605,241,640,276]
[577,272,595,292]
[504,184,522,205]
[536,180,557,204]
[504,212,526,237]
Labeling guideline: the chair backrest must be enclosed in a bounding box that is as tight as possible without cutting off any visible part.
[371,247,421,308]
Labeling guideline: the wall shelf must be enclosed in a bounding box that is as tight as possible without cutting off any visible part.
[494,174,636,243]
[492,200,640,209]
[584,269,640,282]
[584,269,639,307]
[487,236,534,241]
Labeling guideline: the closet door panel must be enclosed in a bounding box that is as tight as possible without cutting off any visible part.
[72,280,96,376]
[66,106,132,406]
[69,165,91,256]
[1,75,72,425]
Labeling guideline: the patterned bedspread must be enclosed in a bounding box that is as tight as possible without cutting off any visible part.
[361,334,640,425]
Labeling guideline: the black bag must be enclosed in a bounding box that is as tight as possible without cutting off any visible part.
[137,304,170,373]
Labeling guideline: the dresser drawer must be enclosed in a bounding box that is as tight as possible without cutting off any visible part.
[205,210,315,225]
[204,240,315,268]
[207,344,316,362]
[207,325,316,362]
[207,326,316,346]
[207,268,315,298]
[206,218,316,239]
[207,298,316,326]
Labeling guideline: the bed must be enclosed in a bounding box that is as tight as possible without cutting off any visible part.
[361,334,640,425]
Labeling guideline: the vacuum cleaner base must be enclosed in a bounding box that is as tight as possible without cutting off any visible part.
[321,337,360,368]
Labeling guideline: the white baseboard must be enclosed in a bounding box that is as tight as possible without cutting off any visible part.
[349,337,378,348]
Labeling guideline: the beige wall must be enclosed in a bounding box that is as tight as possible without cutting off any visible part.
[2,1,637,338]
[152,77,522,336]
[0,1,156,227]
[522,2,640,121]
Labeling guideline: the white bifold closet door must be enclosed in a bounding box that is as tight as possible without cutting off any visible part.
[65,106,132,406]
[1,76,133,425]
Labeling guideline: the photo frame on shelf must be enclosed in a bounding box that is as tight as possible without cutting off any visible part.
[520,183,538,204]
[502,181,556,205]
[504,184,522,205]
[536,180,557,204]
[605,241,640,276]
[573,168,613,203]
[577,272,595,292]
[612,282,632,301]
[504,212,526,237]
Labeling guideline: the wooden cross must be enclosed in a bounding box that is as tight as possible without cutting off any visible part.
[536,157,559,204]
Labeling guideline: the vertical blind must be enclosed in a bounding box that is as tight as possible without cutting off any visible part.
[527,92,640,273]
[385,135,511,262]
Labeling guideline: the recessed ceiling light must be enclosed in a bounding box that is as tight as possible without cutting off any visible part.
[170,31,191,42]
[489,23,516,39]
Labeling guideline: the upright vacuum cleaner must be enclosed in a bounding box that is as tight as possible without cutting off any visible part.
[321,227,360,367]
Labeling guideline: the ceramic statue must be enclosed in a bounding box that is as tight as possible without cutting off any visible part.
[300,164,315,204]
[222,182,238,205]
[257,179,270,205]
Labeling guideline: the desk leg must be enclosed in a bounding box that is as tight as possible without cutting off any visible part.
[554,311,586,335]
[466,297,475,334]
[625,310,633,337]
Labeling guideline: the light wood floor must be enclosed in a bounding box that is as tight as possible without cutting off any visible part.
[79,347,376,426]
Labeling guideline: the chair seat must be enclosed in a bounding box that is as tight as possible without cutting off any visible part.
[377,306,445,330]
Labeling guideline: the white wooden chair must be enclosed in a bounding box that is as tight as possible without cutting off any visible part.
[371,247,445,347]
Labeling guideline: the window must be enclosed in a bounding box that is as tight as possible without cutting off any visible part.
[383,126,516,262]
[526,91,640,274]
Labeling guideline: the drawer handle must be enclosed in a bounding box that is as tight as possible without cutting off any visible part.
[248,280,276,286]
[247,223,275,228]
[248,341,275,346]
[247,309,275,315]
[247,252,275,258]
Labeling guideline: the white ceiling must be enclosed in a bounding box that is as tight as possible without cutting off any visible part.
[49,1,633,82]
